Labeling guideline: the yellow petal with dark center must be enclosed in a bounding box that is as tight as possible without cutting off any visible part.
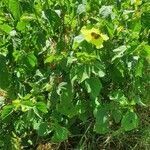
[81,27,109,49]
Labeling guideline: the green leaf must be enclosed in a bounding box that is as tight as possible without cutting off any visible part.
[20,13,36,22]
[27,53,37,67]
[0,55,9,89]
[57,84,77,118]
[143,44,150,62]
[141,12,150,28]
[121,111,139,131]
[109,90,128,106]
[36,102,48,113]
[8,0,21,20]
[1,105,14,119]
[78,65,90,83]
[92,61,105,77]
[44,55,63,64]
[52,124,69,142]
[57,101,77,118]
[70,65,90,85]
[37,122,49,136]
[21,100,34,107]
[94,106,110,134]
[44,9,61,31]
[33,107,42,119]
[112,109,122,124]
[16,21,27,32]
[85,77,102,99]
[44,55,56,63]
[0,24,13,34]
[135,60,143,77]
[72,35,84,50]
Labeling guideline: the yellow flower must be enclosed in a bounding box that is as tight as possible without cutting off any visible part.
[81,27,109,49]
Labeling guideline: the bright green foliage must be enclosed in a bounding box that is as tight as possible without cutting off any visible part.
[0,0,149,149]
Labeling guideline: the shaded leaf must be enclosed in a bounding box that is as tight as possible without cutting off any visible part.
[0,55,9,89]
[94,106,110,134]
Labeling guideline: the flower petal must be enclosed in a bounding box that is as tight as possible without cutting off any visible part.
[81,28,92,42]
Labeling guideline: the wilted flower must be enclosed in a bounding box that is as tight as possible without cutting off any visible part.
[81,27,109,49]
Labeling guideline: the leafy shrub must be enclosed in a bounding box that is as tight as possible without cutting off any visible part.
[0,0,149,149]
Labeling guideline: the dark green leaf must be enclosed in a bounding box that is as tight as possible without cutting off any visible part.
[0,55,9,89]
[37,122,49,136]
[94,106,110,134]
[112,109,122,124]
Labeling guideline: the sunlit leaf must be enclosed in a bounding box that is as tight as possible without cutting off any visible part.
[8,0,21,20]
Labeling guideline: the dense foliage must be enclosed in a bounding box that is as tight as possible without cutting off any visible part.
[0,0,150,149]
